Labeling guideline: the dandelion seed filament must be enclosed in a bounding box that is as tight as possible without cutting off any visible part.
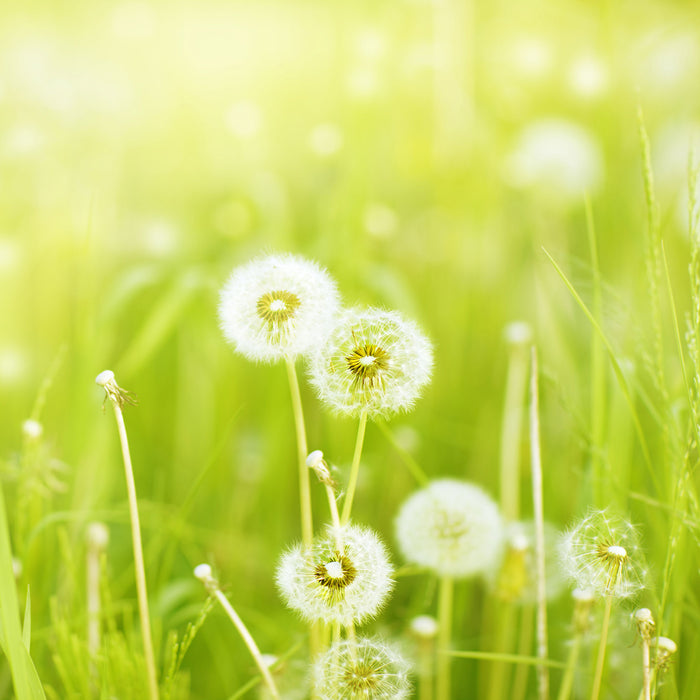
[314,553,357,602]
[256,290,301,336]
[345,343,390,390]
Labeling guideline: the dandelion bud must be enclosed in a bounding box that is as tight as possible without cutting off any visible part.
[95,370,115,387]
[12,557,23,580]
[504,321,533,346]
[218,254,340,363]
[95,370,137,407]
[307,450,334,486]
[313,638,411,699]
[559,509,647,599]
[395,479,503,578]
[633,608,655,641]
[276,524,393,626]
[410,615,439,640]
[86,522,110,551]
[22,419,43,441]
[194,563,218,594]
[487,521,566,603]
[651,636,678,670]
[309,307,433,418]
[572,588,595,635]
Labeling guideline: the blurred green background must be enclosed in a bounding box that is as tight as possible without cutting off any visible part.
[1,0,700,697]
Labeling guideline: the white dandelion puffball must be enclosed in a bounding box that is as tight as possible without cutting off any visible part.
[309,306,433,418]
[276,524,393,626]
[559,509,647,599]
[313,638,411,700]
[506,118,604,199]
[218,253,341,363]
[395,479,503,578]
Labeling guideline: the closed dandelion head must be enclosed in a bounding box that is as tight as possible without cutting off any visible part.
[487,521,566,604]
[276,524,393,626]
[313,638,411,700]
[395,479,503,578]
[559,509,647,599]
[309,307,433,418]
[218,253,340,363]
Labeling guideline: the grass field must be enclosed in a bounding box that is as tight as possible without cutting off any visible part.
[1,0,700,698]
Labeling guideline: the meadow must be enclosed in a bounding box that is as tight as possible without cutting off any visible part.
[1,0,700,697]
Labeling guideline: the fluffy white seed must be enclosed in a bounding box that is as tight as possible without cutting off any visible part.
[559,509,647,599]
[276,524,393,626]
[313,638,411,700]
[218,253,341,363]
[309,306,433,418]
[395,479,504,578]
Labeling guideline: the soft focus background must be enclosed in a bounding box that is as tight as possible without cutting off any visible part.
[1,0,700,697]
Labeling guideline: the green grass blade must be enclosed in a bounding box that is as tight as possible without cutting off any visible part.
[22,587,31,652]
[542,247,661,494]
[0,479,46,699]
[446,650,566,669]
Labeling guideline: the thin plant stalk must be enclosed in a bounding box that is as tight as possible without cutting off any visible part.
[499,333,530,521]
[590,596,613,700]
[556,636,581,700]
[98,372,159,700]
[641,635,651,700]
[486,603,517,700]
[86,523,109,659]
[530,346,549,700]
[436,576,454,700]
[285,357,313,548]
[512,606,535,700]
[213,589,280,700]
[418,640,435,700]
[284,359,321,663]
[340,410,369,525]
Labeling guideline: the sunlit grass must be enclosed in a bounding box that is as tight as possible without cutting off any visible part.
[1,0,699,697]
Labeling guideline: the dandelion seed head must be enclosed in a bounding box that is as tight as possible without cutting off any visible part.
[309,307,433,418]
[504,321,533,346]
[505,119,603,199]
[22,419,43,441]
[395,479,503,578]
[409,615,439,640]
[559,509,647,599]
[313,638,410,700]
[87,522,110,550]
[276,524,393,626]
[218,254,341,363]
[194,563,213,582]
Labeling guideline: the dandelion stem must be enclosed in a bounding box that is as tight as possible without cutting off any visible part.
[436,576,454,700]
[418,641,435,700]
[641,635,651,700]
[499,334,530,521]
[512,605,535,700]
[285,357,313,548]
[556,636,581,700]
[340,410,368,525]
[106,392,159,700]
[530,346,549,700]
[590,595,613,700]
[212,589,280,700]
